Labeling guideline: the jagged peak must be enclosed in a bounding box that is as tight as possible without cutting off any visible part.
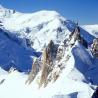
[0,4,14,12]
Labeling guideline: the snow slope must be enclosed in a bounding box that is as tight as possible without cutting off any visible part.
[0,28,41,72]
[0,70,93,98]
[0,42,95,98]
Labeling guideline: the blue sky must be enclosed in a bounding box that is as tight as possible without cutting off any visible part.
[0,0,98,25]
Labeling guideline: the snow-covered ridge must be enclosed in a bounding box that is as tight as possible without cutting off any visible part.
[0,5,15,21]
[3,10,65,30]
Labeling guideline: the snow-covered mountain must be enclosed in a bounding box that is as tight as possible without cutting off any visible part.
[0,5,72,72]
[0,5,98,98]
[0,5,96,50]
[0,5,70,51]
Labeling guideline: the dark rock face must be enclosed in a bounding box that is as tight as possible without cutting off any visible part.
[92,87,98,98]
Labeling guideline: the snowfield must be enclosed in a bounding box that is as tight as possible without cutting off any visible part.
[82,25,98,38]
[0,5,98,98]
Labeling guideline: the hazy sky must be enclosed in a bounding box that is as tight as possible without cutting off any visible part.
[0,0,98,25]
